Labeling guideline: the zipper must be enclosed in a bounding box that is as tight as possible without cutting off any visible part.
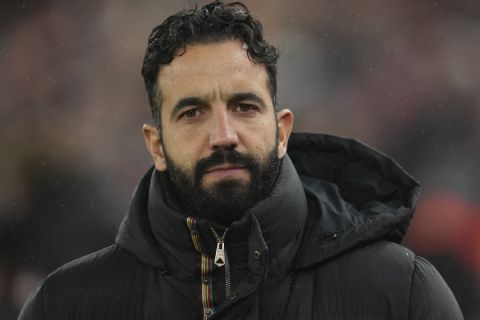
[186,218,214,320]
[209,226,231,300]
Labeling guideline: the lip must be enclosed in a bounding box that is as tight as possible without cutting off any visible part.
[205,164,244,173]
[203,164,248,180]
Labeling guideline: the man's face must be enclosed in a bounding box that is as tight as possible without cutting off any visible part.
[143,41,293,224]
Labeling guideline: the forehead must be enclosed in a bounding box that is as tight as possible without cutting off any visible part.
[157,41,270,104]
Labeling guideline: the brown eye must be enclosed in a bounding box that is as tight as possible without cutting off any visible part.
[181,108,201,119]
[233,104,257,113]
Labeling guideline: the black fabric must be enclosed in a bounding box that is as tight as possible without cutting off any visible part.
[18,133,463,320]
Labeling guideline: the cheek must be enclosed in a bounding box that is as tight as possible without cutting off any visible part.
[242,119,277,155]
[244,114,275,133]
[163,132,205,172]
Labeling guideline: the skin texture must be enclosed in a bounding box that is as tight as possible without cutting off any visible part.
[143,40,293,204]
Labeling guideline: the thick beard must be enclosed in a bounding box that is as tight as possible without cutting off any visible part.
[164,145,280,226]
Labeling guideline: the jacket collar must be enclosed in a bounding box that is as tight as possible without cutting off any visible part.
[116,155,308,275]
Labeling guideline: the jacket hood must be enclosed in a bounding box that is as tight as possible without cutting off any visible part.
[288,133,420,268]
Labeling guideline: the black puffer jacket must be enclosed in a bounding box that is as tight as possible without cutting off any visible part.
[18,133,463,320]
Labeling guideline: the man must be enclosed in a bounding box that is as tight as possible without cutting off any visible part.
[19,1,463,319]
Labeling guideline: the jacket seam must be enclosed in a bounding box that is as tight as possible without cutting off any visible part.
[406,253,418,319]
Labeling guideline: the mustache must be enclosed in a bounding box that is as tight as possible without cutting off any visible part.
[194,149,257,183]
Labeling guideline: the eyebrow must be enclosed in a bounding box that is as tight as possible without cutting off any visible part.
[169,92,267,121]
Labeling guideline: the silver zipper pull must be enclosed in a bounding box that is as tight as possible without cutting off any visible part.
[214,241,226,267]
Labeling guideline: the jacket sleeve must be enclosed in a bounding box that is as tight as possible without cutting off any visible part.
[408,256,463,320]
[17,281,45,320]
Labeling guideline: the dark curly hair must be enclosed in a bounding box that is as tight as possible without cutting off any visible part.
[141,0,279,129]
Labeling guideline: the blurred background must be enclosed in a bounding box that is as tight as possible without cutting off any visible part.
[1,0,479,318]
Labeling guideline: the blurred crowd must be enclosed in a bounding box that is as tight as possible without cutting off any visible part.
[1,0,479,318]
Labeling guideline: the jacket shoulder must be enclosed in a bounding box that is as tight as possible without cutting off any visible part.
[298,241,416,293]
[296,241,463,319]
[318,240,417,286]
[44,244,139,288]
[408,256,463,319]
[350,240,416,267]
[18,244,148,319]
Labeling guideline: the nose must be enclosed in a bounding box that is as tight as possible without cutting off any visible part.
[209,108,239,150]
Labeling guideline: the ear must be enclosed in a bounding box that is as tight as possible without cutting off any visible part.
[276,109,294,159]
[143,124,167,171]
